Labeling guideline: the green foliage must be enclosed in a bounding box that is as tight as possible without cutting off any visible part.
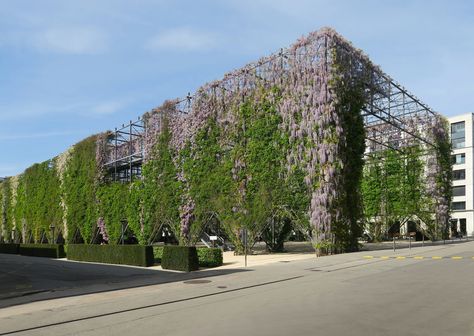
[0,178,14,241]
[0,243,19,254]
[138,120,182,244]
[182,118,235,245]
[161,245,199,272]
[331,60,368,251]
[197,247,223,267]
[63,136,98,243]
[362,146,425,241]
[153,245,164,263]
[215,89,309,253]
[19,244,66,258]
[67,244,154,266]
[97,182,130,243]
[20,161,63,242]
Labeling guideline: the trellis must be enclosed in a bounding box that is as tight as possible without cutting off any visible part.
[100,27,450,251]
[105,28,440,179]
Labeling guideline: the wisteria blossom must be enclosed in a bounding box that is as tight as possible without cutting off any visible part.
[97,217,109,243]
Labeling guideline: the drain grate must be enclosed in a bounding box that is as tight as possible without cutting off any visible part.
[183,279,212,284]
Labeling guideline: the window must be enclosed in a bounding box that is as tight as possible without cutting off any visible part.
[451,121,465,149]
[453,169,466,180]
[451,153,465,165]
[451,202,466,210]
[460,219,467,235]
[453,185,466,197]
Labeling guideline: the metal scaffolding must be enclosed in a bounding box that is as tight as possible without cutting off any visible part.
[104,118,145,182]
[102,29,440,181]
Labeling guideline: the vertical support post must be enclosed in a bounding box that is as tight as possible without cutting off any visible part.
[243,228,248,267]
[121,223,124,246]
[114,128,118,182]
[393,235,396,252]
[129,120,133,182]
[409,235,411,250]
[272,217,275,252]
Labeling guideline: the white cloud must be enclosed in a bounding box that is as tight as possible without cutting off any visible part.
[90,101,126,116]
[0,130,79,141]
[32,27,107,55]
[0,99,126,122]
[146,27,217,51]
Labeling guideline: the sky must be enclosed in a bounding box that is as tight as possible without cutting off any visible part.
[0,0,473,177]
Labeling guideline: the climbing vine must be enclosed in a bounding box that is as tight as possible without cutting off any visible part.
[0,28,453,255]
[63,135,98,243]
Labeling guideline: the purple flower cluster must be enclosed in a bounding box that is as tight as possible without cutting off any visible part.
[97,217,109,243]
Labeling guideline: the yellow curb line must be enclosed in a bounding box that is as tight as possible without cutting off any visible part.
[381,256,390,259]
[413,256,424,260]
[396,256,406,260]
[363,256,374,259]
[432,256,443,260]
[452,256,463,260]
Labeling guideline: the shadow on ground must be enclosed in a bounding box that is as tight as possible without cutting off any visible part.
[360,237,472,251]
[0,254,249,308]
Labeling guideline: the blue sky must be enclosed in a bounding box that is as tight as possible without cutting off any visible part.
[1,0,473,177]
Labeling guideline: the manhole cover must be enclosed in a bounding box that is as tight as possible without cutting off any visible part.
[217,286,227,289]
[279,261,291,263]
[183,279,212,284]
[310,269,322,272]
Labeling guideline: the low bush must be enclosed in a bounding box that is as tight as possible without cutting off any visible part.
[0,243,20,254]
[197,248,223,267]
[67,244,154,267]
[161,246,199,272]
[19,244,66,258]
[153,246,164,263]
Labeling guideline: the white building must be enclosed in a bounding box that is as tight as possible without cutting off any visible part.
[448,113,474,237]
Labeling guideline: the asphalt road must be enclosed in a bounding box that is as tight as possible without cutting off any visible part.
[1,242,474,336]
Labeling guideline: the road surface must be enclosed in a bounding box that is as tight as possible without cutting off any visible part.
[1,241,473,335]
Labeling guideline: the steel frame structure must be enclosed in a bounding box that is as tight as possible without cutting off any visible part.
[103,29,440,181]
[104,118,145,182]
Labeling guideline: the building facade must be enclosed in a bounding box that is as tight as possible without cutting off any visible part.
[448,113,474,237]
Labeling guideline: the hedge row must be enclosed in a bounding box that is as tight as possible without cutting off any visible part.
[154,246,223,268]
[18,244,66,258]
[197,248,223,267]
[153,246,164,263]
[0,243,20,254]
[67,244,154,267]
[1,243,223,270]
[161,246,199,272]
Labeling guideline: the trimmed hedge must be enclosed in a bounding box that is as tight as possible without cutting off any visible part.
[19,244,66,258]
[153,246,164,263]
[67,244,154,267]
[197,248,223,267]
[0,243,20,254]
[161,246,199,272]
